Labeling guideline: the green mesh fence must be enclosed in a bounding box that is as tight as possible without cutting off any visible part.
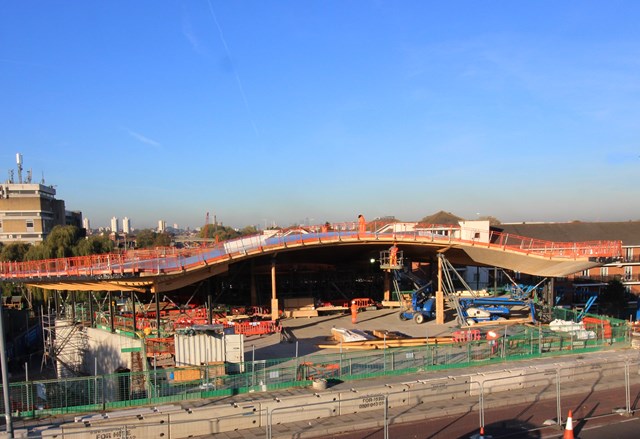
[1,311,631,418]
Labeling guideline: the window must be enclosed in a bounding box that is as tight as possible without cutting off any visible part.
[624,266,633,281]
[0,220,2,231]
[600,266,608,277]
[474,232,480,239]
[26,219,34,231]
[625,247,633,261]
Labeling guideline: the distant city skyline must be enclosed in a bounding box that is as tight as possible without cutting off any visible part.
[2,2,639,229]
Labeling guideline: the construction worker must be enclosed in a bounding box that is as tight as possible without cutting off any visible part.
[357,214,366,233]
[487,330,499,355]
[389,243,399,267]
[350,300,358,324]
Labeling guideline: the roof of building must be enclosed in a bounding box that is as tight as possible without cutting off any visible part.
[497,221,640,246]
[419,210,464,226]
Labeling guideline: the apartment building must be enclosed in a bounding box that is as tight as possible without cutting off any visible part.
[498,221,640,295]
[0,182,67,244]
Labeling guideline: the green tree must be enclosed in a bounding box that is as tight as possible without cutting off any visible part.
[45,225,83,258]
[74,235,115,256]
[134,229,173,249]
[135,229,157,248]
[154,232,172,247]
[0,242,31,262]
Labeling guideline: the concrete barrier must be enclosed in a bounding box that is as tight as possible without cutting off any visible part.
[337,384,408,415]
[45,414,170,439]
[262,392,340,426]
[405,377,471,404]
[168,403,261,436]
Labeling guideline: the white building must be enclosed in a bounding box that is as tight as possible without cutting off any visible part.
[122,217,131,234]
[82,217,90,232]
[110,216,119,233]
[158,219,166,233]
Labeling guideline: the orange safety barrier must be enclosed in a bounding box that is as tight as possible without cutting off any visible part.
[229,320,282,336]
[453,329,481,343]
[351,298,377,309]
[0,225,623,279]
[582,316,612,339]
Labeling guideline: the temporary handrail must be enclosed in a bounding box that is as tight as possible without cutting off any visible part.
[0,223,622,280]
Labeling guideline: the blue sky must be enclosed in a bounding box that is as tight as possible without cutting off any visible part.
[1,1,639,230]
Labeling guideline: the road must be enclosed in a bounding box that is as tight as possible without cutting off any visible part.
[325,384,639,439]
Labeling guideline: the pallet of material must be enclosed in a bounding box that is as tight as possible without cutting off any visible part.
[316,305,348,314]
[372,329,408,339]
[318,336,454,350]
[460,317,533,329]
[289,309,319,318]
[331,328,375,343]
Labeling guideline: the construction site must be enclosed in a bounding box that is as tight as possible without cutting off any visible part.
[0,220,636,438]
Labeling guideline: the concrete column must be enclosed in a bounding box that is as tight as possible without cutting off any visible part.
[270,258,279,321]
[383,272,391,301]
[436,255,444,324]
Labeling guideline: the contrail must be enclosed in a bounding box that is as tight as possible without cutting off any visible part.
[207,0,259,137]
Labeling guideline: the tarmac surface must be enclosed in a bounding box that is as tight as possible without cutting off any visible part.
[244,307,460,361]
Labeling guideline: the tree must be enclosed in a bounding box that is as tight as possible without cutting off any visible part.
[135,229,158,249]
[0,242,31,262]
[44,225,83,258]
[74,235,115,256]
[134,229,173,249]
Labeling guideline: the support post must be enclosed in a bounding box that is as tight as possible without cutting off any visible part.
[0,301,14,438]
[207,278,213,325]
[383,272,390,302]
[131,291,137,334]
[89,292,95,327]
[71,291,76,322]
[270,257,279,321]
[155,290,161,337]
[108,291,115,333]
[436,254,444,324]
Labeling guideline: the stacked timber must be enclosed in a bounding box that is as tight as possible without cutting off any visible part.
[319,332,453,350]
[284,297,318,318]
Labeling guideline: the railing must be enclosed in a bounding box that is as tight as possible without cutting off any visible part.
[0,224,623,280]
[1,311,630,418]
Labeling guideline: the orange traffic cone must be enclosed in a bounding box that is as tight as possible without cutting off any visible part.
[563,409,574,439]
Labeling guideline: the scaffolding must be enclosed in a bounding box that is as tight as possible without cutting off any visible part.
[41,306,87,378]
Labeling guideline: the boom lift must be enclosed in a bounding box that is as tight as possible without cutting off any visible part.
[380,249,435,324]
[438,254,538,326]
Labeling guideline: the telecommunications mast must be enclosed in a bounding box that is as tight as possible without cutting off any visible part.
[16,153,23,183]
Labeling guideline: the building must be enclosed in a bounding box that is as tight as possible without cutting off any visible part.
[110,216,119,233]
[158,219,166,233]
[82,217,90,232]
[122,217,131,234]
[0,155,81,244]
[498,221,640,295]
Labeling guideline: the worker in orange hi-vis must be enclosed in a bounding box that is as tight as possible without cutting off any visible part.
[389,243,399,266]
[357,214,366,233]
[350,300,358,324]
[487,330,499,355]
